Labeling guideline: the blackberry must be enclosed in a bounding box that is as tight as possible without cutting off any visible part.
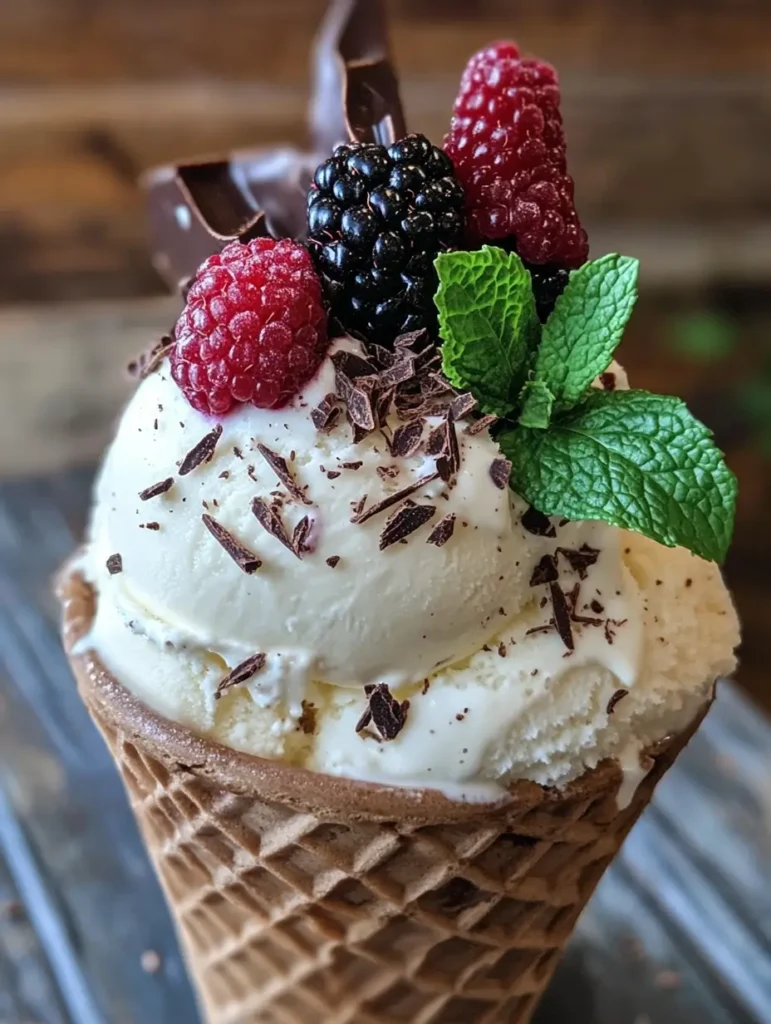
[307,134,465,346]
[526,263,571,322]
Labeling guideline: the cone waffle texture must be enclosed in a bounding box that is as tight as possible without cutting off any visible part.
[61,568,708,1024]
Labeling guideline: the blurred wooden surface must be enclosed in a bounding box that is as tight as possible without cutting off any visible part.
[0,0,768,300]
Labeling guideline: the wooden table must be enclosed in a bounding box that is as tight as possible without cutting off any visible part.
[0,466,769,1024]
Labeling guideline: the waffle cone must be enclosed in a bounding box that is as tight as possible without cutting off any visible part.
[60,568,709,1024]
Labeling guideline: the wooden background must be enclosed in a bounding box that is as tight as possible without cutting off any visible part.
[0,0,769,705]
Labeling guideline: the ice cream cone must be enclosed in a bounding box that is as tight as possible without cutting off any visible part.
[61,567,710,1024]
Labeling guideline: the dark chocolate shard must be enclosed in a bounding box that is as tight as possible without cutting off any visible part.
[292,515,313,557]
[140,522,161,531]
[311,392,339,430]
[427,513,456,548]
[449,392,477,421]
[464,413,498,436]
[251,497,297,556]
[326,555,341,568]
[390,420,424,458]
[331,349,377,381]
[379,500,436,550]
[521,505,557,538]
[550,584,575,651]
[106,553,123,575]
[556,544,601,580]
[138,477,174,501]
[489,457,511,491]
[607,688,629,715]
[352,471,439,524]
[179,425,223,476]
[356,683,409,740]
[599,371,617,391]
[297,700,318,735]
[377,354,417,391]
[202,514,261,573]
[127,335,173,380]
[215,653,267,699]
[256,442,311,504]
[530,554,559,587]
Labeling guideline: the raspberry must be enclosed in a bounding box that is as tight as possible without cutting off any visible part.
[307,134,465,345]
[170,238,328,415]
[445,41,588,269]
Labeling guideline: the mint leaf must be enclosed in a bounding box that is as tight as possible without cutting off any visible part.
[500,389,736,563]
[533,254,638,410]
[518,380,554,429]
[435,247,540,417]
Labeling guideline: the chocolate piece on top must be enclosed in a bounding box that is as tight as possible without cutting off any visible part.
[215,653,267,699]
[179,425,223,476]
[202,514,262,574]
[379,500,436,550]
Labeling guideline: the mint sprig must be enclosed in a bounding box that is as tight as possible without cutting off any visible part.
[433,247,737,562]
[435,247,540,417]
[500,390,736,564]
[532,254,638,410]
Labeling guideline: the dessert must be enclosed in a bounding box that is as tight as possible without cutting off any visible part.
[59,2,739,1022]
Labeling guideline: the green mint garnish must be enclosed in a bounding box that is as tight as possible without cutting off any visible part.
[500,390,736,564]
[518,380,554,429]
[533,254,638,411]
[433,246,737,562]
[435,246,540,417]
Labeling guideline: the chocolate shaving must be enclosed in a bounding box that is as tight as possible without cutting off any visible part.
[550,584,575,651]
[256,443,311,505]
[394,328,430,352]
[352,472,439,524]
[375,385,395,426]
[215,653,267,699]
[489,458,511,491]
[338,372,377,432]
[427,513,456,547]
[599,371,617,391]
[530,554,559,587]
[464,413,498,436]
[251,497,296,556]
[341,461,363,470]
[331,349,377,380]
[377,465,399,480]
[138,477,174,501]
[106,553,123,575]
[390,420,424,458]
[202,514,261,573]
[607,689,629,715]
[427,411,460,483]
[127,334,173,380]
[326,555,341,568]
[356,684,409,741]
[450,392,477,421]
[327,470,341,480]
[591,599,605,614]
[140,522,160,531]
[297,700,317,735]
[311,393,340,431]
[521,506,557,537]
[179,425,223,476]
[292,515,313,556]
[377,354,417,390]
[498,642,507,658]
[379,500,436,550]
[556,544,600,579]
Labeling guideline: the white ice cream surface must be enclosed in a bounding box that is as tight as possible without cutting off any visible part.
[83,344,739,794]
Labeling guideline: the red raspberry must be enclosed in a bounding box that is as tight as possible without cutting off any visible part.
[171,238,328,415]
[445,41,588,267]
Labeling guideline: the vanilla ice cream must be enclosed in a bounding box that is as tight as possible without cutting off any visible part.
[79,338,739,800]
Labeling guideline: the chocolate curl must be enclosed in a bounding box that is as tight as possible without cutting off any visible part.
[311,0,406,149]
[142,161,269,291]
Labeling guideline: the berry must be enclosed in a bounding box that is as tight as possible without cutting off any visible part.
[307,134,465,345]
[171,238,328,415]
[445,41,588,268]
[527,262,570,322]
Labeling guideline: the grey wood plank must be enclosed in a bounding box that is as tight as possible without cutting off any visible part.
[0,467,770,1024]
[0,851,68,1024]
